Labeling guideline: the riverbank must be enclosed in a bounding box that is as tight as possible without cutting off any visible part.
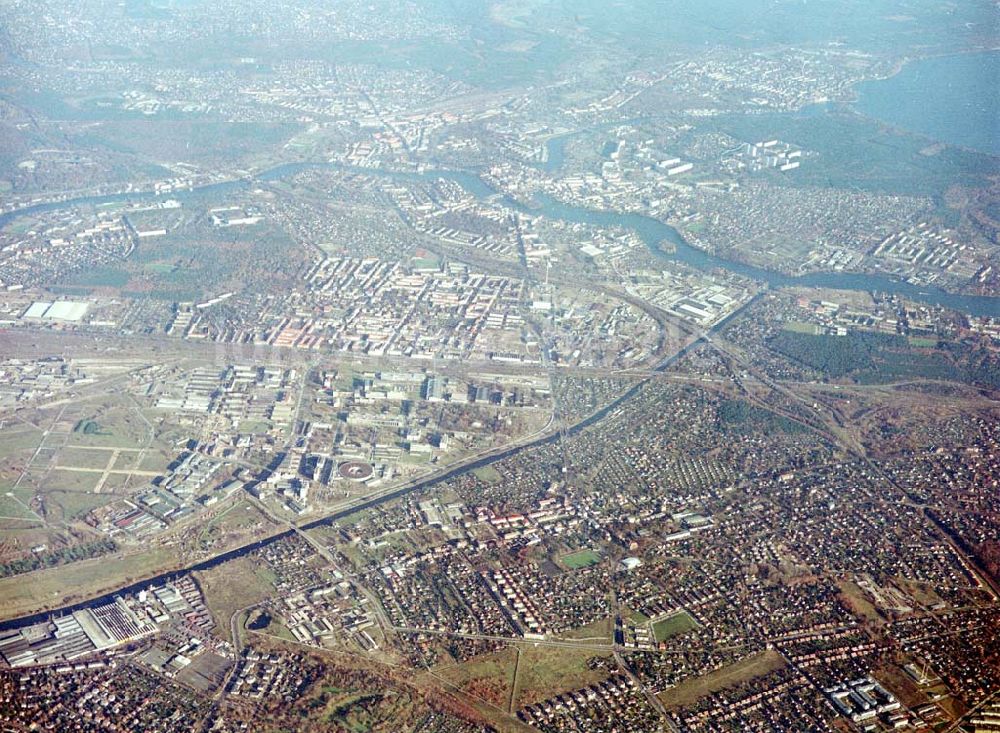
[2,158,999,317]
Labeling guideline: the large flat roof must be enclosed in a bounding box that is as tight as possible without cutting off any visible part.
[44,301,89,322]
[23,300,90,322]
[22,301,52,319]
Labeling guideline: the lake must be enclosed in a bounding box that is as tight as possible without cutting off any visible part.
[855,52,1000,156]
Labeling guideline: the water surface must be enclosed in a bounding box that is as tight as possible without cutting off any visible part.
[855,52,1000,156]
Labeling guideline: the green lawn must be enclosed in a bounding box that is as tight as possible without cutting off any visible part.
[782,321,820,335]
[652,611,699,642]
[410,256,441,270]
[561,549,601,570]
[626,607,651,624]
[261,616,297,643]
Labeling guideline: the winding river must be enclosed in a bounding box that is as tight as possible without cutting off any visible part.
[2,154,998,626]
[2,158,998,316]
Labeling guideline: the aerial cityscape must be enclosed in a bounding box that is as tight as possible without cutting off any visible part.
[0,1,998,731]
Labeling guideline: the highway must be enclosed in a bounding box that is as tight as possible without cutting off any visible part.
[0,291,763,629]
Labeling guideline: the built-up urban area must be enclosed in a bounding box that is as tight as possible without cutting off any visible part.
[0,0,998,731]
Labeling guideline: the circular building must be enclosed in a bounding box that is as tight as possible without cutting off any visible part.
[338,460,374,482]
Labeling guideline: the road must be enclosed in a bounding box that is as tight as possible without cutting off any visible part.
[609,589,679,731]
[943,687,1000,733]
[391,624,614,652]
[0,291,760,627]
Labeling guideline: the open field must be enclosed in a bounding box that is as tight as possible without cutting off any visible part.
[557,616,614,641]
[42,469,101,493]
[45,490,116,523]
[188,500,279,555]
[62,407,148,450]
[0,524,57,558]
[897,579,945,608]
[0,490,40,522]
[838,579,884,623]
[237,419,272,434]
[111,451,144,471]
[195,556,280,642]
[137,450,172,473]
[0,428,45,464]
[513,644,611,708]
[873,658,932,709]
[472,465,502,484]
[97,473,134,493]
[0,547,175,620]
[659,650,787,709]
[434,646,517,710]
[52,446,120,471]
